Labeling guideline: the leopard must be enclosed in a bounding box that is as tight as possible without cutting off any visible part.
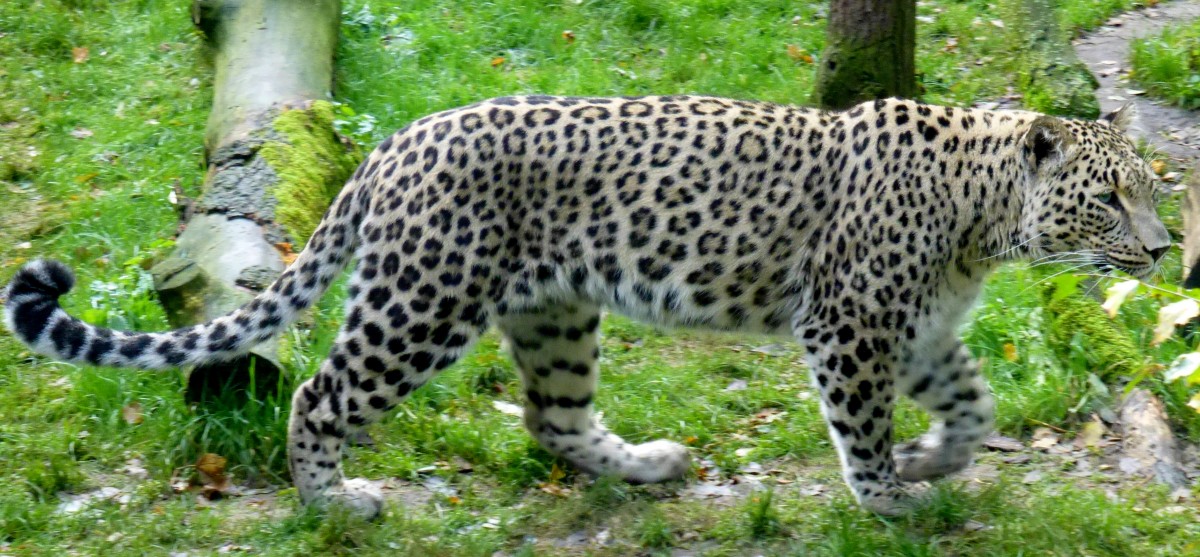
[4,95,1170,517]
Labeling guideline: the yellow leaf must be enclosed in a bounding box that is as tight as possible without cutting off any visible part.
[1075,420,1105,448]
[561,30,575,43]
[1150,159,1168,176]
[491,56,506,67]
[1189,393,1200,412]
[1153,299,1200,346]
[548,462,565,483]
[1101,279,1140,318]
[447,495,462,505]
[72,46,89,64]
[74,172,99,184]
[1002,343,1018,362]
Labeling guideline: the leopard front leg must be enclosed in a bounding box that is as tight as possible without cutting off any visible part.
[797,322,925,515]
[499,303,690,483]
[894,337,994,482]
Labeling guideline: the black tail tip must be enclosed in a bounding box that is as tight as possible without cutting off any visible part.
[6,259,76,301]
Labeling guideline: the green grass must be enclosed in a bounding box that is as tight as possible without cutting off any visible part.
[1131,18,1200,109]
[1,0,1199,554]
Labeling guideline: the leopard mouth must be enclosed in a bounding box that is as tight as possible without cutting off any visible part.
[1098,258,1155,280]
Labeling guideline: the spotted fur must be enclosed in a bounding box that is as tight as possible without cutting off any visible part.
[3,96,1168,517]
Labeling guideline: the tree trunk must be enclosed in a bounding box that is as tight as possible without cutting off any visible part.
[1003,0,1099,118]
[152,0,359,402]
[811,0,917,110]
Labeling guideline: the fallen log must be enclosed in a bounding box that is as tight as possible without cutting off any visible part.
[1118,388,1189,492]
[153,0,359,402]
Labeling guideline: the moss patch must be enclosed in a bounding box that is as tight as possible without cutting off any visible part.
[259,101,362,244]
[1044,289,1139,380]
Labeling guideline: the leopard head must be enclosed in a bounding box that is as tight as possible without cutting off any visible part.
[1019,105,1169,279]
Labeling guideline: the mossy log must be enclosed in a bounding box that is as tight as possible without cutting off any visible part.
[1002,0,1099,118]
[811,0,917,109]
[152,0,360,402]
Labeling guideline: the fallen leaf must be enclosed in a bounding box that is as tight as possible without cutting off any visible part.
[492,400,524,417]
[1151,159,1168,176]
[70,127,93,139]
[561,30,575,43]
[1002,342,1018,362]
[273,242,298,266]
[196,453,230,498]
[1101,279,1140,318]
[1075,420,1105,449]
[1153,299,1200,346]
[548,462,565,483]
[74,172,99,184]
[121,402,144,425]
[491,56,506,67]
[989,19,1005,28]
[1031,427,1059,450]
[72,46,89,63]
[785,44,813,63]
[1164,352,1200,383]
[724,379,748,391]
[14,241,32,250]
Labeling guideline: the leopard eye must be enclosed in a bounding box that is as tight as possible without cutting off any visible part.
[1097,191,1114,205]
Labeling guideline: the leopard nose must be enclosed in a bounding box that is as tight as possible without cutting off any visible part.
[1148,244,1169,262]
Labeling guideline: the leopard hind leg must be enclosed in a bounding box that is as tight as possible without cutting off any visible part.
[287,266,488,517]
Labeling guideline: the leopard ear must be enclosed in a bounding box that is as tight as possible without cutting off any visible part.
[1100,103,1137,131]
[1024,116,1074,175]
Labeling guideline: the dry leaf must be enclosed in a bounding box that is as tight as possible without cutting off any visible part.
[1153,299,1200,346]
[785,44,813,63]
[684,435,699,445]
[121,402,144,425]
[70,127,93,139]
[196,453,230,498]
[491,56,506,67]
[273,242,298,266]
[1031,427,1059,450]
[1002,343,1018,362]
[562,30,575,43]
[72,46,89,63]
[74,172,99,184]
[1101,279,1140,318]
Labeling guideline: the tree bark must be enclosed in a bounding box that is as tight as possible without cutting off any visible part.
[1003,0,1099,118]
[153,0,358,402]
[811,0,917,110]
